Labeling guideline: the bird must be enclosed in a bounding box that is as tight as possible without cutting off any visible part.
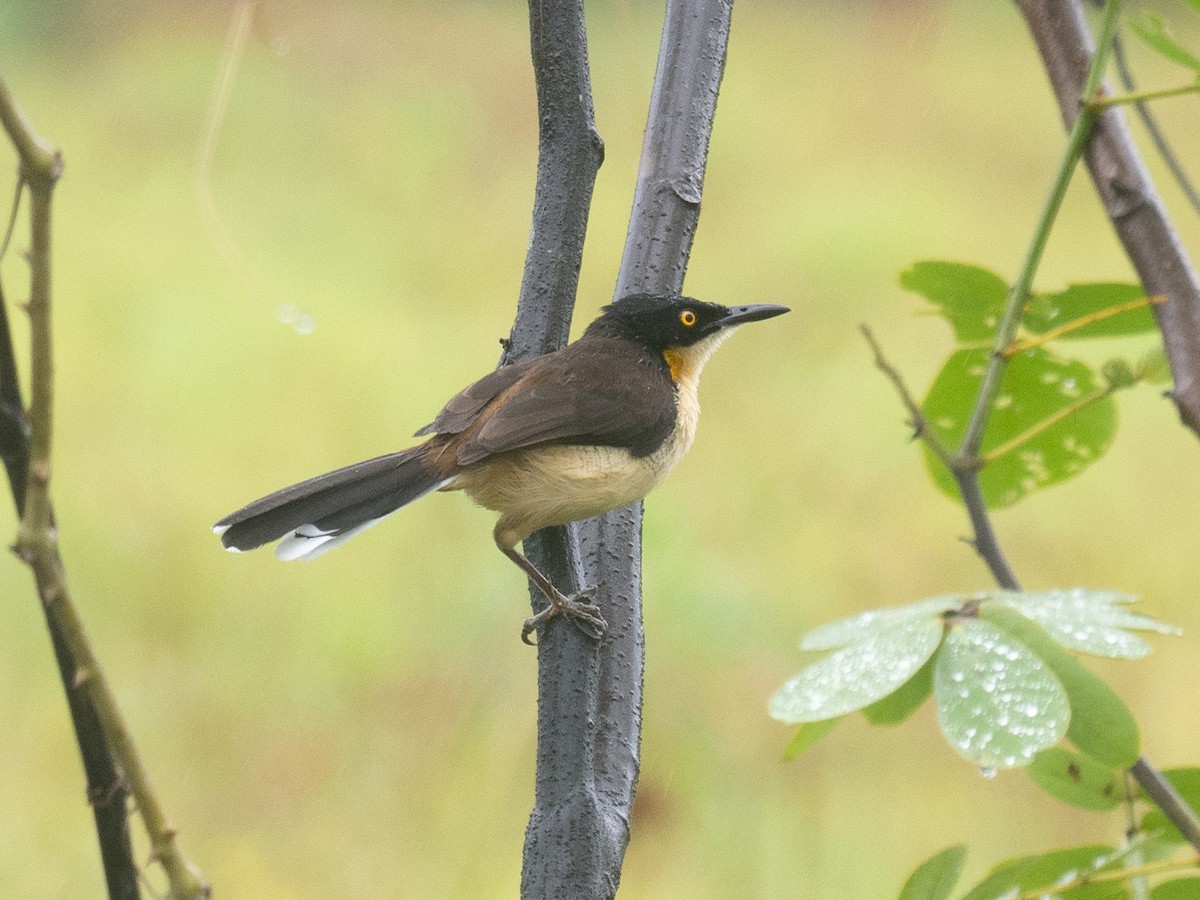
[214,292,789,643]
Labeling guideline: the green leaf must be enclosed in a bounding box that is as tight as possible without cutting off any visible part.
[983,605,1140,768]
[863,655,934,726]
[921,347,1117,508]
[1130,11,1200,75]
[1025,282,1156,338]
[801,596,961,651]
[934,619,1069,769]
[897,845,966,900]
[782,717,841,760]
[900,261,1009,341]
[770,615,944,723]
[1028,747,1122,811]
[1141,768,1200,845]
[1152,878,1200,899]
[959,845,1116,900]
[997,589,1179,659]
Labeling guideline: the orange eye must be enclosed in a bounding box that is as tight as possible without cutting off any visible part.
[680,309,697,327]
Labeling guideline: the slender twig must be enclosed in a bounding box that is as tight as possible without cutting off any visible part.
[860,325,1020,586]
[961,0,1122,460]
[0,191,137,900]
[932,0,1120,584]
[0,78,209,899]
[0,173,22,263]
[859,325,954,466]
[1018,0,1200,436]
[0,80,60,177]
[1109,26,1200,217]
[1089,82,1200,109]
[1131,757,1200,853]
[952,471,1021,589]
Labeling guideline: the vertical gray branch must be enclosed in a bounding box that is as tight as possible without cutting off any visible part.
[1015,0,1200,437]
[585,0,734,876]
[515,0,733,897]
[510,1,612,898]
[615,0,734,296]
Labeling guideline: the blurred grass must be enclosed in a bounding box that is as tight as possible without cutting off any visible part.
[1,1,1199,897]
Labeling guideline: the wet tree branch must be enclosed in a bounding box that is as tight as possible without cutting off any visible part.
[511,0,733,896]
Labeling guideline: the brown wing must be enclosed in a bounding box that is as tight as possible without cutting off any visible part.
[453,338,677,466]
[414,357,537,437]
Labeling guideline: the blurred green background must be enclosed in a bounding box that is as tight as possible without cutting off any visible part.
[2,1,1199,897]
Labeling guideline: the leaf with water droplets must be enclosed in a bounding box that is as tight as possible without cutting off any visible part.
[983,605,1140,768]
[800,595,960,651]
[921,347,1117,509]
[934,619,1069,769]
[862,654,934,726]
[997,589,1180,659]
[770,615,944,724]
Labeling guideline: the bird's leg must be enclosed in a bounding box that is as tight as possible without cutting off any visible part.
[501,546,607,644]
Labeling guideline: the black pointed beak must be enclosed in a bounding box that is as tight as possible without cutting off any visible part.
[714,303,791,330]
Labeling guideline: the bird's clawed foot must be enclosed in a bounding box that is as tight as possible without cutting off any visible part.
[521,586,607,645]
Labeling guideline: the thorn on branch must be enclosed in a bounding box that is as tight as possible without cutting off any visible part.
[859,323,955,466]
[87,773,129,809]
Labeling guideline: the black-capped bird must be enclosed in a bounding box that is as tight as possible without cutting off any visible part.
[214,293,789,642]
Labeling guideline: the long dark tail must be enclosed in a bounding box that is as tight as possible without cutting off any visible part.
[213,444,446,561]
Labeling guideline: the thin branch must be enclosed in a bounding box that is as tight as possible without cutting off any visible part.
[860,325,1022,586]
[0,77,209,899]
[859,324,954,466]
[962,0,1122,459]
[1130,757,1200,854]
[0,173,22,263]
[0,79,141,900]
[1089,82,1200,109]
[951,471,1022,590]
[1109,26,1200,217]
[1016,0,1200,437]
